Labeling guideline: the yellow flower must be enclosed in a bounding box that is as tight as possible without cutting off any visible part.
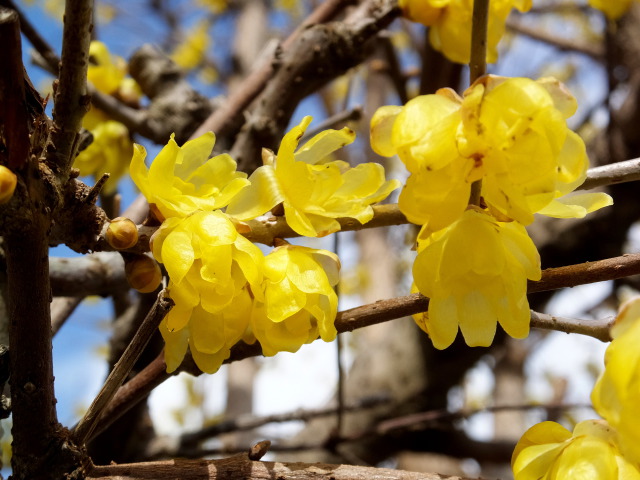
[131,132,249,220]
[250,245,339,356]
[371,90,481,232]
[227,116,400,237]
[161,289,253,373]
[413,208,540,349]
[592,297,640,466]
[371,76,612,231]
[460,75,612,225]
[512,420,640,480]
[151,210,264,373]
[399,0,531,64]
[75,120,132,194]
[87,41,126,96]
[588,0,635,20]
[171,20,210,71]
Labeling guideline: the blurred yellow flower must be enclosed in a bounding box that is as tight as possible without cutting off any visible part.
[250,245,339,356]
[130,132,249,220]
[413,208,540,349]
[75,120,132,194]
[151,210,264,373]
[171,20,211,71]
[592,297,640,466]
[198,0,227,14]
[588,0,635,20]
[512,420,640,480]
[399,0,532,64]
[87,41,126,96]
[227,116,400,237]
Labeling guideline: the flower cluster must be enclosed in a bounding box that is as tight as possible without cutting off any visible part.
[132,117,397,373]
[512,298,640,479]
[398,0,532,64]
[371,75,612,349]
[76,41,141,194]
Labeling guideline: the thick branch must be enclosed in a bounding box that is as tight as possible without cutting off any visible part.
[0,7,29,169]
[86,454,468,480]
[190,0,356,142]
[47,0,93,172]
[50,253,126,297]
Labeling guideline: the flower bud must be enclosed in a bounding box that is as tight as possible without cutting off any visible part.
[106,217,138,250]
[125,255,162,293]
[0,166,17,205]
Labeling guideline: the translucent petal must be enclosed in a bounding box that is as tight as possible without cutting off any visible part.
[189,336,230,374]
[295,126,356,165]
[538,192,613,219]
[190,305,226,354]
[370,105,403,157]
[457,289,498,347]
[427,296,459,349]
[173,132,216,180]
[225,165,284,221]
[265,277,306,322]
[162,230,195,284]
[160,319,190,373]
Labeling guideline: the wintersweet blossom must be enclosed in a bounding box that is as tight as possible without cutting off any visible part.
[150,210,263,373]
[130,132,249,220]
[371,76,612,232]
[171,20,210,71]
[398,0,532,64]
[588,0,635,19]
[249,245,340,356]
[591,297,640,465]
[512,420,640,480]
[412,208,540,349]
[75,120,132,194]
[226,116,400,237]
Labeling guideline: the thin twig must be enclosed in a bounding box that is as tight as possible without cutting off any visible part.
[72,290,174,445]
[507,18,605,60]
[579,157,640,190]
[300,106,363,142]
[467,0,489,206]
[530,311,614,342]
[178,395,390,449]
[469,0,489,84]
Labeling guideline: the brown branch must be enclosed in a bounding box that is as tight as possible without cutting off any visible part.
[0,7,29,170]
[50,253,126,297]
[177,395,390,450]
[230,0,400,172]
[469,0,489,83]
[47,0,93,173]
[0,0,60,74]
[86,454,468,480]
[506,18,605,60]
[94,252,635,440]
[51,296,84,336]
[190,0,356,142]
[73,290,174,446]
[578,157,640,190]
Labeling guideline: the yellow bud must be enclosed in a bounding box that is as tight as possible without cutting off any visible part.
[106,217,139,250]
[125,255,162,293]
[0,166,17,205]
